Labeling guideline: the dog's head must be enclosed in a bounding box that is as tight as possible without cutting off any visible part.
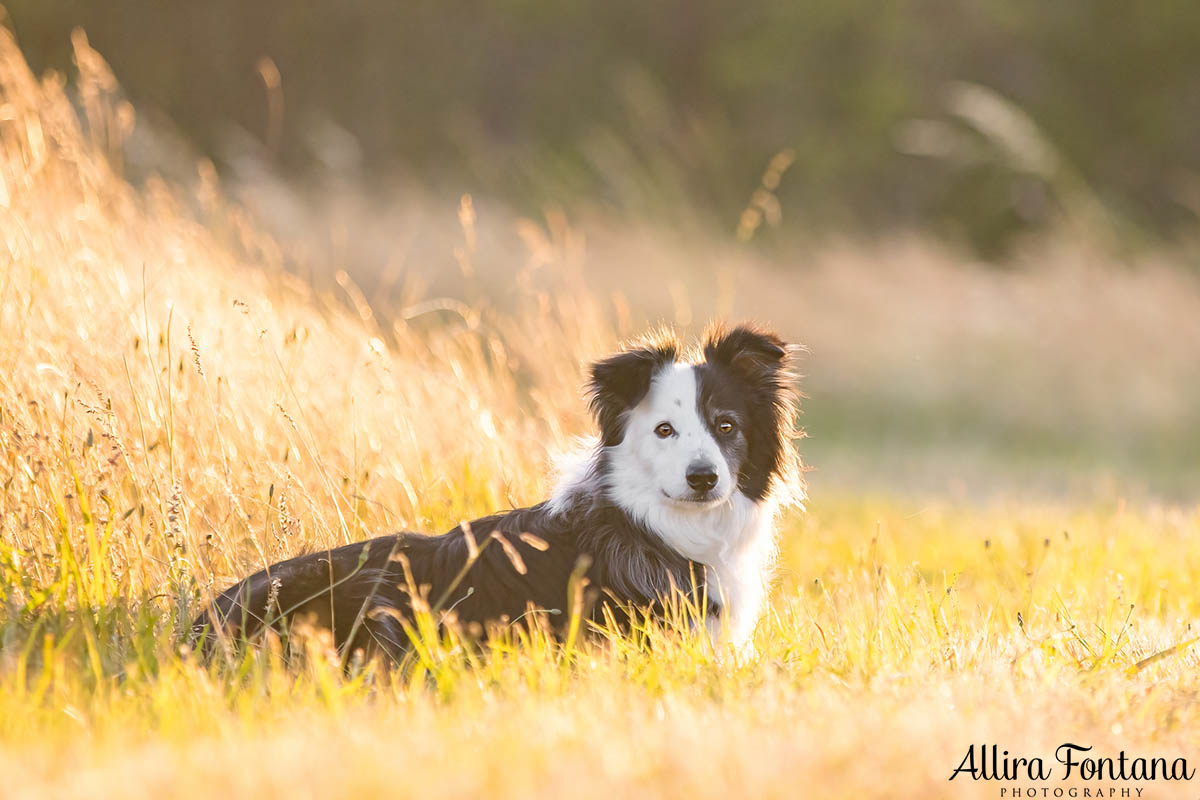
[588,324,800,519]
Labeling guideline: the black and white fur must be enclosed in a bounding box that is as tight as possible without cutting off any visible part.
[191,324,802,659]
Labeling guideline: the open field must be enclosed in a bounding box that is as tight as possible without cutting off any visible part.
[3,31,1200,799]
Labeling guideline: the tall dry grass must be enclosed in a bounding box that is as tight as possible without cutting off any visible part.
[3,27,1200,800]
[1,26,630,610]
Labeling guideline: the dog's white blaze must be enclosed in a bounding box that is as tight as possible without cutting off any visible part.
[603,363,777,645]
[610,364,731,512]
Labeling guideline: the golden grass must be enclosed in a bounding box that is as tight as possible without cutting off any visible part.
[3,29,1200,800]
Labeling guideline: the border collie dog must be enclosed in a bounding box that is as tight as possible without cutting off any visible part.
[192,324,802,659]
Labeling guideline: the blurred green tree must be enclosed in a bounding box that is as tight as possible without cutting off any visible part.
[6,0,1199,253]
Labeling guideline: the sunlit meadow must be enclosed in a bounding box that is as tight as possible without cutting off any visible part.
[3,29,1200,800]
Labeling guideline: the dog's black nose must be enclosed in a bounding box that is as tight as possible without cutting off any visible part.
[686,463,718,492]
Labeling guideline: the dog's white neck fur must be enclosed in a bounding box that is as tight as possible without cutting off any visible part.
[548,364,779,646]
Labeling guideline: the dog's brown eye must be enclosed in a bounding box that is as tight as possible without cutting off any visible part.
[655,422,674,438]
[717,420,735,435]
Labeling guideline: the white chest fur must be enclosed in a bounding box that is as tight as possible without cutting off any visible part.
[548,448,779,645]
[627,489,778,645]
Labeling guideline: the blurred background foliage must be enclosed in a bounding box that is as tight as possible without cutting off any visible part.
[6,0,1200,257]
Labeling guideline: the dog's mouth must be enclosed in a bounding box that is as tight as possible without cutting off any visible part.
[661,489,726,507]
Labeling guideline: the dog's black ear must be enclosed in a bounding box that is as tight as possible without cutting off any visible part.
[703,324,789,385]
[588,337,678,446]
[704,324,803,503]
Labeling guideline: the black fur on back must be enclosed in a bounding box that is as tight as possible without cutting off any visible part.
[191,497,711,661]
